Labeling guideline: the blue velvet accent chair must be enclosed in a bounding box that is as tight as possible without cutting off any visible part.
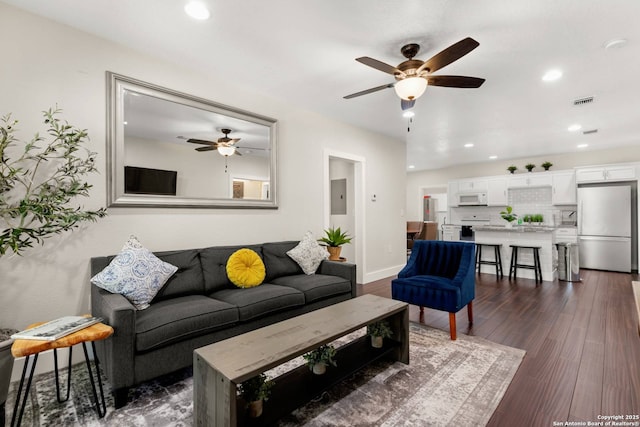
[391,240,476,340]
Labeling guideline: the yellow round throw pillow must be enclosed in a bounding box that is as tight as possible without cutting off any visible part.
[226,248,266,288]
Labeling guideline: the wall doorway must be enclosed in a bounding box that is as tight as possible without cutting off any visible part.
[324,150,365,284]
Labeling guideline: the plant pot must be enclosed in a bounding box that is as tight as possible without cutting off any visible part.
[370,335,383,348]
[312,362,327,375]
[327,246,342,261]
[247,399,263,418]
[0,330,17,425]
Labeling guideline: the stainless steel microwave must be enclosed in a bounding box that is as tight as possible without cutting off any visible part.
[458,192,488,206]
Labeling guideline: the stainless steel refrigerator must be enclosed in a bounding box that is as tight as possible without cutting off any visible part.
[577,183,637,272]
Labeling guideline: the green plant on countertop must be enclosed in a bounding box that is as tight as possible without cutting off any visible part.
[238,373,274,403]
[541,161,553,171]
[525,163,535,172]
[507,165,517,174]
[0,108,107,256]
[522,214,532,223]
[500,206,518,223]
[303,344,337,370]
[532,214,544,223]
[318,226,352,247]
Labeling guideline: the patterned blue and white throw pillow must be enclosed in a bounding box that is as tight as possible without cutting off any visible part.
[91,236,178,310]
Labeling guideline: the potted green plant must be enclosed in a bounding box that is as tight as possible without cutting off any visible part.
[525,163,535,172]
[303,344,337,375]
[0,108,106,409]
[367,320,393,348]
[507,165,517,174]
[532,214,544,225]
[238,373,274,418]
[500,206,518,228]
[318,227,353,261]
[522,214,532,224]
[541,161,553,171]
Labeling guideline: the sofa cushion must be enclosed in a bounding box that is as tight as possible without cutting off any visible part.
[90,236,178,310]
[286,232,329,275]
[262,241,304,282]
[210,284,305,322]
[135,295,239,352]
[226,248,266,288]
[270,274,352,303]
[152,249,204,301]
[200,245,263,293]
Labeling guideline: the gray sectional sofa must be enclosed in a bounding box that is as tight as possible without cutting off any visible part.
[90,241,356,408]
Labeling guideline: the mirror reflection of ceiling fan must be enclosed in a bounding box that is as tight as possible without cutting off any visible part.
[344,37,485,110]
[187,128,243,156]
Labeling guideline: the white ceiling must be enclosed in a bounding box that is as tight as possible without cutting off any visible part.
[5,0,640,171]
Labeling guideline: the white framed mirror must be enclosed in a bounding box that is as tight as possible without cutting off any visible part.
[106,72,277,208]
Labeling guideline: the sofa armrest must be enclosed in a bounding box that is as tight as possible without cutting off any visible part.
[317,260,357,298]
[90,284,136,390]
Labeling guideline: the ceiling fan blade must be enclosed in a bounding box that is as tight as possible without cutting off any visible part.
[427,75,485,88]
[187,138,216,145]
[234,150,242,156]
[344,83,395,99]
[356,57,401,75]
[421,37,480,74]
[401,99,416,111]
[195,146,216,152]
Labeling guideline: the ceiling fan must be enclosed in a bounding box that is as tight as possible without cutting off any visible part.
[344,37,485,110]
[187,128,242,156]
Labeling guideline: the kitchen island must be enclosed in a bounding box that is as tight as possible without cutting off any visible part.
[474,226,557,282]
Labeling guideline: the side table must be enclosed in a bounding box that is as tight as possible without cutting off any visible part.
[10,320,113,427]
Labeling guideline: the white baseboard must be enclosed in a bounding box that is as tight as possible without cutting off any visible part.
[362,264,404,284]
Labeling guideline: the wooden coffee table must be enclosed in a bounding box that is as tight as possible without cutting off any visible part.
[193,294,409,427]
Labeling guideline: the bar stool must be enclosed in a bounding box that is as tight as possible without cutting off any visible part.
[475,243,503,278]
[509,245,542,283]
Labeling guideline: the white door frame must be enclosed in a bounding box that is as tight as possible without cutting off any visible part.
[323,149,365,284]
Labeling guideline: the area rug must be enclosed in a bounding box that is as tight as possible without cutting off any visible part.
[5,323,525,426]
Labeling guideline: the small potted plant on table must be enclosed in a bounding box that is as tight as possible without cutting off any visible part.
[238,373,274,418]
[367,321,393,348]
[303,344,337,375]
[318,227,353,261]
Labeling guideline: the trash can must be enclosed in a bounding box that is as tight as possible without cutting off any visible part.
[556,242,580,282]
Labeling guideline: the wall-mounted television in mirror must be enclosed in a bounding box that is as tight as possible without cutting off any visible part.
[106,72,278,208]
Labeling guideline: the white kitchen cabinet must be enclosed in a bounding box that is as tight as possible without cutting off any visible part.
[552,171,576,205]
[487,177,508,206]
[447,181,459,207]
[457,179,488,192]
[575,165,637,183]
[507,173,552,188]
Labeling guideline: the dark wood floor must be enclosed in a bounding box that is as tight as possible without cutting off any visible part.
[358,269,640,426]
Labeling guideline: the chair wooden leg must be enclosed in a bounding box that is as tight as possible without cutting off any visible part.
[467,301,474,325]
[449,312,457,340]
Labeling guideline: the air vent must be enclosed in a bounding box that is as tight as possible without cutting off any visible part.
[583,129,598,135]
[573,96,594,106]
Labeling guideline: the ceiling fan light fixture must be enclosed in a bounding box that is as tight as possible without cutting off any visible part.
[394,77,427,101]
[217,146,235,156]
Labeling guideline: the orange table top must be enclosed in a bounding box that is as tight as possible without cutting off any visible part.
[12,320,114,358]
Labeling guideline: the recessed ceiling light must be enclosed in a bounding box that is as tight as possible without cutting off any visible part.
[577,144,589,148]
[464,143,474,148]
[489,155,498,159]
[403,110,415,118]
[542,69,562,82]
[604,38,628,50]
[568,124,582,132]
[185,1,210,20]
[408,165,415,169]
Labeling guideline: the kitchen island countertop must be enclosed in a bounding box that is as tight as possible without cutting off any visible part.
[473,225,555,233]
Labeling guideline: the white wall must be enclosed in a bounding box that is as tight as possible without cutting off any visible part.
[406,146,640,221]
[0,4,407,330]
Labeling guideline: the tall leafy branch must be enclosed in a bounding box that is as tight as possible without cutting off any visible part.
[0,108,106,256]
